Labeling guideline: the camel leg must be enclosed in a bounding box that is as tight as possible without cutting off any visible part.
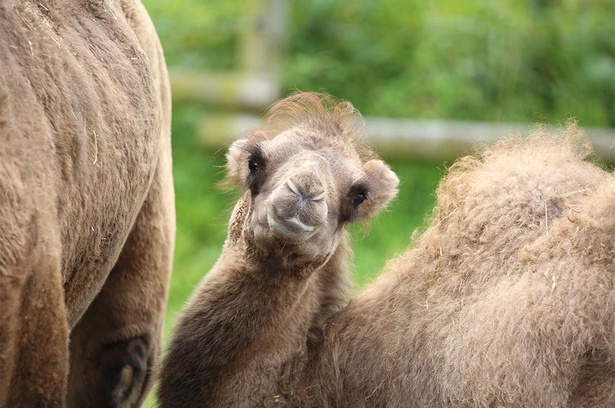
[0,256,68,406]
[67,156,175,407]
[0,259,68,407]
[0,173,69,407]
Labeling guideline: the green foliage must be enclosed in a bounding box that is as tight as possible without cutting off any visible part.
[163,105,229,322]
[285,0,615,126]
[143,0,240,69]
[144,0,614,127]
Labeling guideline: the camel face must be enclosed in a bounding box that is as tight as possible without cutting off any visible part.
[225,93,398,265]
[231,127,381,262]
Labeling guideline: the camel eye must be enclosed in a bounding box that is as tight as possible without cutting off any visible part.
[246,153,266,194]
[340,186,369,222]
[248,158,260,174]
[352,191,367,207]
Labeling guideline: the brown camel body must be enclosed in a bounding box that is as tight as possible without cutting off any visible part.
[293,127,615,407]
[158,93,613,407]
[0,0,174,406]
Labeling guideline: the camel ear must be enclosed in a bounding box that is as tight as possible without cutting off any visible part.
[357,159,399,219]
[226,130,268,186]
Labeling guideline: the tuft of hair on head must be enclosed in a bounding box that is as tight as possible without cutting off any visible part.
[259,91,377,162]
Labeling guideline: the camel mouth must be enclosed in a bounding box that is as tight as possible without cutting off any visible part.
[266,205,318,240]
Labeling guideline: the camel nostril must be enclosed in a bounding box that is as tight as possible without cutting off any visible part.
[286,178,325,202]
[287,178,301,197]
[311,191,325,202]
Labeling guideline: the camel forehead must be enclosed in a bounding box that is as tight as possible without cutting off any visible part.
[266,127,362,165]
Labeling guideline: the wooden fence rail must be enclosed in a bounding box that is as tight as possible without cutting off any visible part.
[196,112,615,163]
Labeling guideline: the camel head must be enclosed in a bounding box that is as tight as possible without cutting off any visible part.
[225,93,399,266]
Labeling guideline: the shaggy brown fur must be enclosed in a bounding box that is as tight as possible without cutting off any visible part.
[0,1,174,406]
[158,96,613,405]
[156,92,399,407]
[291,125,614,407]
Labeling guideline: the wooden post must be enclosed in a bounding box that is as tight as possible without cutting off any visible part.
[239,0,287,78]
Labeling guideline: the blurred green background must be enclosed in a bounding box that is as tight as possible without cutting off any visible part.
[140,0,614,404]
[146,0,614,124]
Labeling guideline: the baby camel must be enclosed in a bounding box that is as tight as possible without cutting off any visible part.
[157,92,399,406]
